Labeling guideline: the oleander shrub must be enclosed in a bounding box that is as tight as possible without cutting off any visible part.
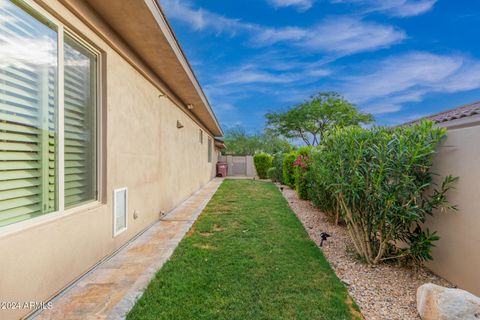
[308,149,339,223]
[273,152,284,184]
[253,153,273,179]
[292,147,313,200]
[282,151,297,187]
[267,167,276,181]
[309,121,457,265]
[271,152,284,182]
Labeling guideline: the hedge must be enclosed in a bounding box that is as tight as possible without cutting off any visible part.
[267,167,276,181]
[292,146,312,200]
[282,152,297,187]
[253,153,273,179]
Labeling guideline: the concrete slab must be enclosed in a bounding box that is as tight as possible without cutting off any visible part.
[32,178,223,320]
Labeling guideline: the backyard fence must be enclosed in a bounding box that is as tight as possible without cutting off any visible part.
[218,155,257,177]
[424,123,480,296]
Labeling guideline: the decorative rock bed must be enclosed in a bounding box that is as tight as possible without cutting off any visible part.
[279,184,455,320]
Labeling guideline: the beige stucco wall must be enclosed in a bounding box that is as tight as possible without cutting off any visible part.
[425,125,480,296]
[0,1,219,319]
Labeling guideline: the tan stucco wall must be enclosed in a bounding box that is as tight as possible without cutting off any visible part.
[0,1,218,319]
[425,125,480,296]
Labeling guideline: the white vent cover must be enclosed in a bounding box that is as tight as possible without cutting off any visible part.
[113,187,128,236]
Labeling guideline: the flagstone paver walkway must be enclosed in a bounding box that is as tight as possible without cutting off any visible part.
[32,178,223,320]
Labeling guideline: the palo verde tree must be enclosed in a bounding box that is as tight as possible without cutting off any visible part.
[265,92,374,146]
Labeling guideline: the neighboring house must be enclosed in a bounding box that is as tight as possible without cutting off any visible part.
[407,101,480,296]
[0,0,223,319]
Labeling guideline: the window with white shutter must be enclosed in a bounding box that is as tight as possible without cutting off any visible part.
[0,0,99,227]
[64,34,97,208]
[0,0,58,226]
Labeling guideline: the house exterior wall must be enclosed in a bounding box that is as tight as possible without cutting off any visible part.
[0,1,218,319]
[425,125,480,296]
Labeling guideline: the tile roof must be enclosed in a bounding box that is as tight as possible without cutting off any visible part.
[405,101,480,126]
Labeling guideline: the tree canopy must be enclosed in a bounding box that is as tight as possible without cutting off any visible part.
[223,127,292,155]
[265,92,374,146]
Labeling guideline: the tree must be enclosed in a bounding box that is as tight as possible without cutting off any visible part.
[261,129,293,154]
[265,92,374,146]
[223,127,261,155]
[223,127,292,155]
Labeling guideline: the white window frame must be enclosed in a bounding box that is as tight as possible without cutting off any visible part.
[113,187,128,237]
[0,0,103,233]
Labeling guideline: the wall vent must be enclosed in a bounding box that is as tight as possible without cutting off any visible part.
[113,187,128,237]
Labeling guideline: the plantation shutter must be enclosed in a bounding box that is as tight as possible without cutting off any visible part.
[64,34,96,208]
[0,1,57,226]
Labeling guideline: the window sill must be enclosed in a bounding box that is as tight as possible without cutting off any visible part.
[0,201,105,239]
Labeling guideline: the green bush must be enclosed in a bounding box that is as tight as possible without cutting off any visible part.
[292,147,313,200]
[267,167,276,180]
[271,152,284,183]
[282,152,297,187]
[253,153,273,179]
[309,121,457,265]
[308,150,339,223]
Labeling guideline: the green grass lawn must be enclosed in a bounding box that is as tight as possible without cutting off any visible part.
[127,179,361,320]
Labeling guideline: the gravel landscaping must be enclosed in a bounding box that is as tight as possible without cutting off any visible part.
[279,184,455,320]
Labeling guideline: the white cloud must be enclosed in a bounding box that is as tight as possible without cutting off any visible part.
[253,27,308,45]
[160,0,255,34]
[218,67,301,85]
[438,62,480,92]
[252,18,406,56]
[266,0,315,11]
[0,36,57,69]
[300,17,406,55]
[344,52,462,103]
[388,0,437,17]
[340,52,480,115]
[210,57,331,89]
[332,0,437,17]
[162,1,406,56]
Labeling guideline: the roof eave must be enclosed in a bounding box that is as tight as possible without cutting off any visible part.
[57,0,223,137]
[144,0,223,136]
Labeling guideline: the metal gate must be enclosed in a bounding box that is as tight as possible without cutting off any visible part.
[231,156,247,176]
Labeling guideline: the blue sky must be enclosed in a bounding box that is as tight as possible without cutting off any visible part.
[161,0,480,132]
